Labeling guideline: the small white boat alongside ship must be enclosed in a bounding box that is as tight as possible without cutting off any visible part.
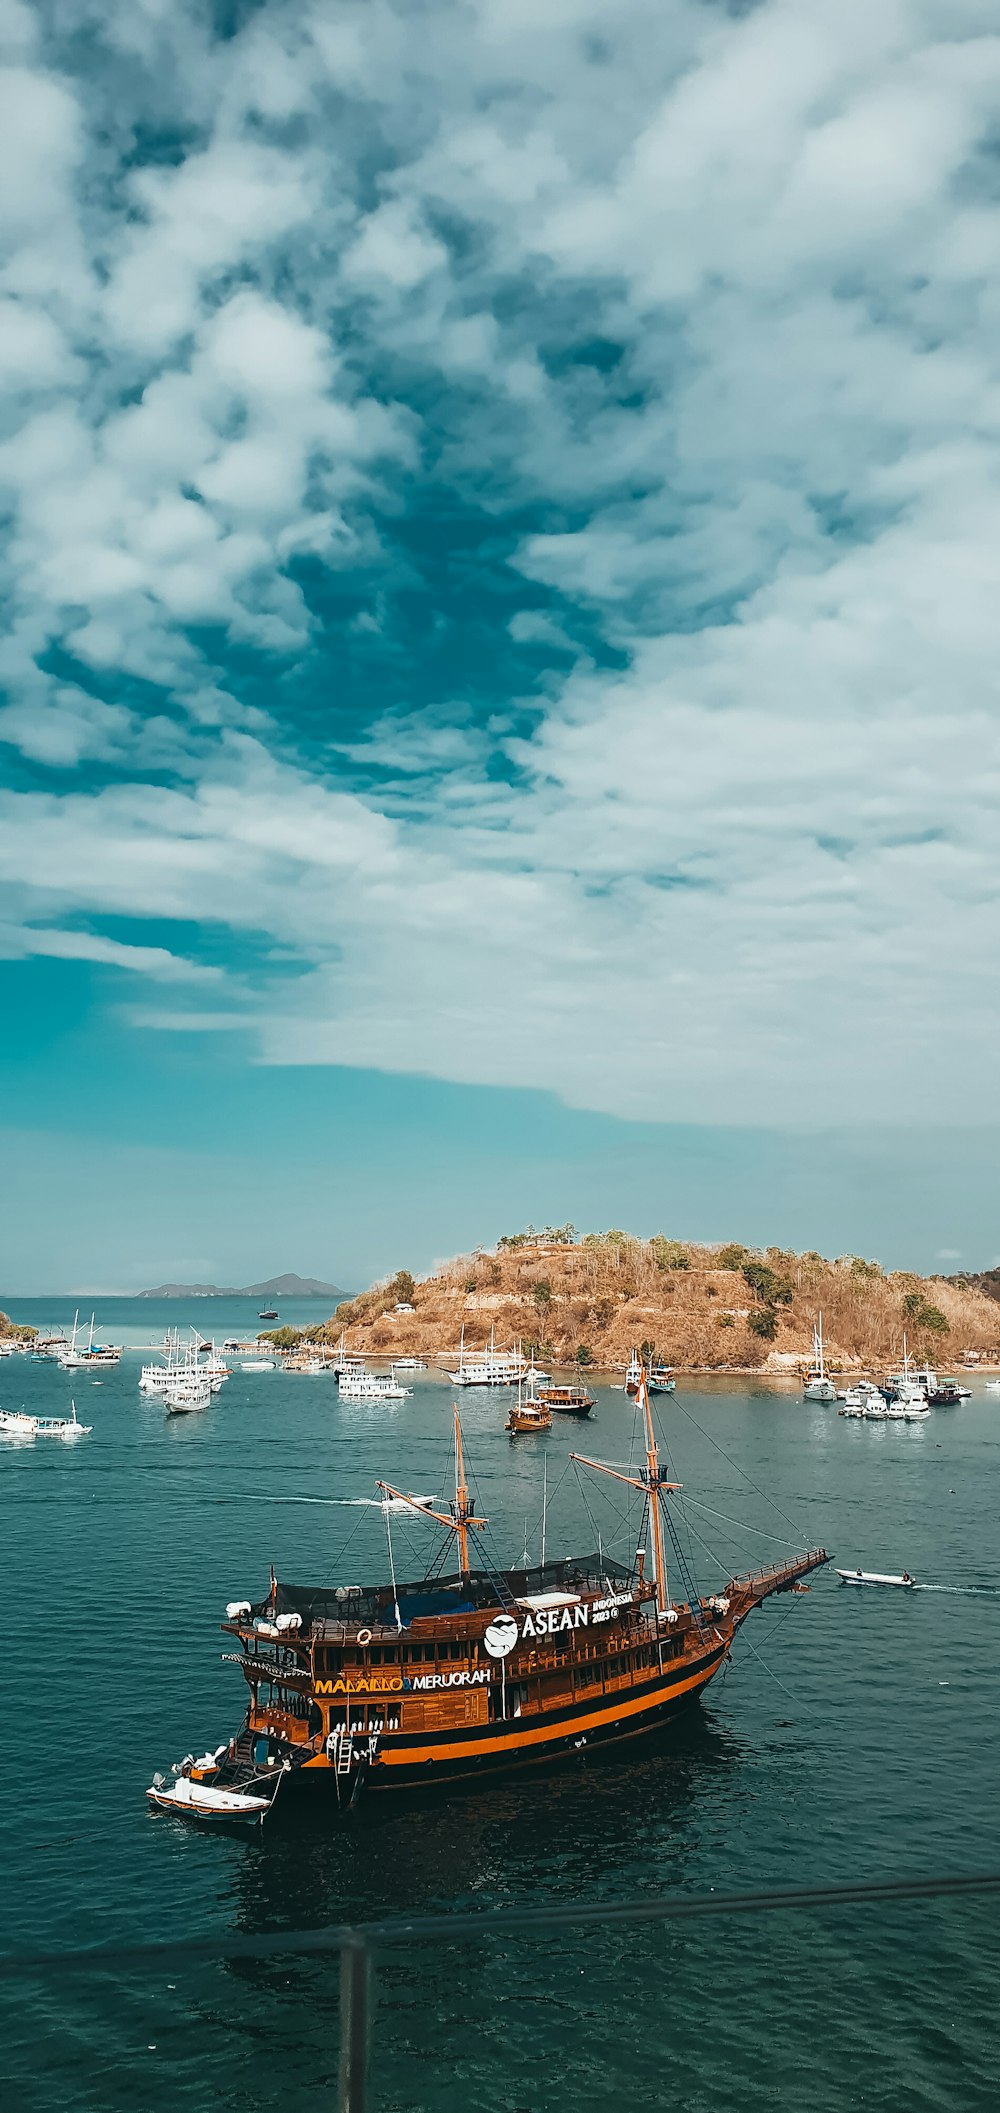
[146,1773,274,1820]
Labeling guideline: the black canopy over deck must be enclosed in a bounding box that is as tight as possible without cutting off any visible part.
[256,1552,636,1631]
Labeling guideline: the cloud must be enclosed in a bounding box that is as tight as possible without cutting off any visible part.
[1,0,1000,1135]
[0,923,222,983]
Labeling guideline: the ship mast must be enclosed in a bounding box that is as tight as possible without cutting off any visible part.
[571,1372,680,1619]
[378,1406,486,1578]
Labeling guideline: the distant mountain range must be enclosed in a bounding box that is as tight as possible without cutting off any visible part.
[137,1273,348,1300]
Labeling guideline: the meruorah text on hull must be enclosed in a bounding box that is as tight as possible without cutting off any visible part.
[148,1385,828,1818]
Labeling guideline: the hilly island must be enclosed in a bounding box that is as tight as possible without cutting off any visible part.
[137,1273,348,1299]
[311,1230,1000,1372]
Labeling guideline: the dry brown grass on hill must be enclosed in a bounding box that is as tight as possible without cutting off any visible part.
[312,1235,1000,1372]
[0,1312,35,1341]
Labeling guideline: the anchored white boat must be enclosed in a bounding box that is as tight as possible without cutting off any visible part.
[142,1330,226,1396]
[837,1568,916,1588]
[165,1372,211,1415]
[242,1359,276,1371]
[621,1348,644,1395]
[58,1312,122,1369]
[803,1317,837,1402]
[649,1365,676,1395]
[839,1381,885,1417]
[883,1339,931,1406]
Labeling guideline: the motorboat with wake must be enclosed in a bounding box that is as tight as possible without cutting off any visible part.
[837,1568,916,1588]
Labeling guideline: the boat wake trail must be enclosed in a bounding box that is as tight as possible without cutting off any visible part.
[336,1495,438,1511]
[913,1583,1000,1596]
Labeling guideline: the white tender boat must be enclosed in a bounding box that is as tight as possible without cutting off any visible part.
[837,1568,916,1588]
[146,1774,272,1819]
[803,1316,837,1401]
[242,1359,276,1371]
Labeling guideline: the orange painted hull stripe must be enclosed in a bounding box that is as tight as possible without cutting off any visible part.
[299,1655,723,1769]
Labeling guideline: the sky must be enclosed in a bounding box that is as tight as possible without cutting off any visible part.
[2,0,1000,1292]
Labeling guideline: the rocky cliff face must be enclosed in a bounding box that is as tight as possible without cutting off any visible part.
[315,1236,1000,1371]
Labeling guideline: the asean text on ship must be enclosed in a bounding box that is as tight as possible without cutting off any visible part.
[155,1381,828,1815]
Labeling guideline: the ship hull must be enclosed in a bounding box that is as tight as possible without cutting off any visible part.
[295,1638,728,1797]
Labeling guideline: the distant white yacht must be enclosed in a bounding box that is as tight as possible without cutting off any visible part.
[803,1317,837,1402]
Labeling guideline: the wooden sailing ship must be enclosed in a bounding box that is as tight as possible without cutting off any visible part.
[152,1380,827,1816]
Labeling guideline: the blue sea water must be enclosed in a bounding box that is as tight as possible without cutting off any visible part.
[0,1319,998,2111]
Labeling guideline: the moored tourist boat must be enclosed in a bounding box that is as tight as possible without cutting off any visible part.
[506,1398,552,1432]
[148,1384,828,1815]
[57,1312,122,1369]
[448,1325,535,1388]
[621,1348,644,1396]
[338,1363,411,1402]
[803,1316,838,1401]
[537,1383,595,1418]
[649,1365,676,1395]
[165,1372,211,1415]
[839,1381,885,1417]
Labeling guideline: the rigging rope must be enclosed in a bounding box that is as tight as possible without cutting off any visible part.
[668,1394,811,1542]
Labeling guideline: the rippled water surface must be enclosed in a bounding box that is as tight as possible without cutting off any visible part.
[1,1318,998,2110]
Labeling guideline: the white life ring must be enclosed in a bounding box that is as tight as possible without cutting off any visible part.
[357,1627,372,1646]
